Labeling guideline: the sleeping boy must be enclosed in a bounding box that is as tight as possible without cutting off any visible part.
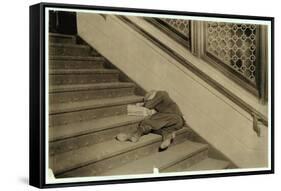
[116,90,184,151]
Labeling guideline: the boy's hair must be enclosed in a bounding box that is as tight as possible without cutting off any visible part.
[144,90,157,101]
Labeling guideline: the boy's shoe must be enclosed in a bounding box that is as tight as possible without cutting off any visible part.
[159,132,176,151]
[116,133,131,142]
[116,129,143,143]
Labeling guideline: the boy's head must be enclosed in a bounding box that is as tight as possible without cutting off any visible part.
[144,90,157,101]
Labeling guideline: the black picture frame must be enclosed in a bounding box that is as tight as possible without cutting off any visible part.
[30,2,274,188]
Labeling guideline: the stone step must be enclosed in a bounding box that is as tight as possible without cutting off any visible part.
[49,56,105,69]
[49,43,98,56]
[49,82,136,104]
[184,158,230,172]
[49,69,120,85]
[51,127,192,177]
[49,96,144,127]
[49,115,144,155]
[101,140,208,176]
[49,33,76,44]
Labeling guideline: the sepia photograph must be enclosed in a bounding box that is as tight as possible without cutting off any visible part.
[30,3,274,187]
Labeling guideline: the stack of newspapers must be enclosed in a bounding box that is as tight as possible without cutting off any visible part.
[127,104,156,117]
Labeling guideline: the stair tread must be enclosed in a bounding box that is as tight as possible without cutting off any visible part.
[50,82,135,93]
[185,158,229,171]
[49,55,105,61]
[51,127,191,175]
[49,69,119,74]
[101,140,208,176]
[49,95,143,114]
[49,114,144,142]
[51,133,162,174]
[50,43,90,49]
[49,33,76,38]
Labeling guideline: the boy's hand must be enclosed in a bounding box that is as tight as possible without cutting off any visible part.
[136,102,144,107]
[151,109,157,115]
[145,109,157,117]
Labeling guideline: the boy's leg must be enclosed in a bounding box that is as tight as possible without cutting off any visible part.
[116,114,184,145]
[116,118,153,142]
[130,123,152,142]
[158,115,184,150]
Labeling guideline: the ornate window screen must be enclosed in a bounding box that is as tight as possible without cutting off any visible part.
[161,18,191,38]
[205,22,258,86]
[150,18,191,49]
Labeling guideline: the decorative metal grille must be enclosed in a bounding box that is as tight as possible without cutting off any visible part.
[206,22,258,84]
[162,18,190,39]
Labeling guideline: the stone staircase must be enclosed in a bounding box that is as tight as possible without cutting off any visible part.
[48,33,230,178]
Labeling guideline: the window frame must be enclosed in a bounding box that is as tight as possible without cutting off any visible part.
[191,20,268,102]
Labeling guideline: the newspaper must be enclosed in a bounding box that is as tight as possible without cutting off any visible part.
[127,104,156,117]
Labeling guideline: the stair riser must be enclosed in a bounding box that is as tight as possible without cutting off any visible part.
[49,122,139,156]
[49,60,104,69]
[49,36,76,44]
[49,73,119,85]
[49,87,135,104]
[50,105,129,127]
[56,141,161,177]
[54,130,193,177]
[49,46,91,56]
[170,129,195,146]
[161,149,209,172]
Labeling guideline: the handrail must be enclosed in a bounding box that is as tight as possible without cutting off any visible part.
[117,16,268,127]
